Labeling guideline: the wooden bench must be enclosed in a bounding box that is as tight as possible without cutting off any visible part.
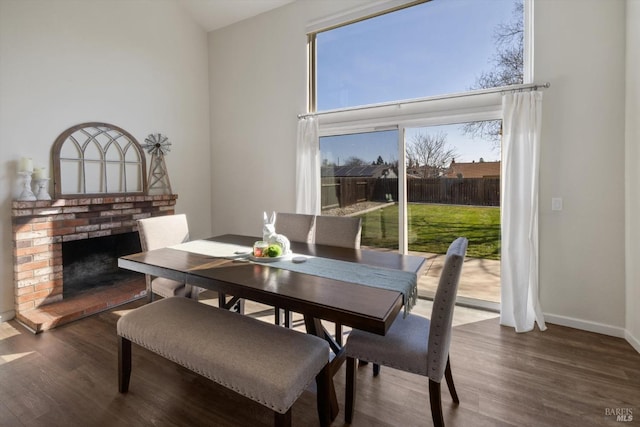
[117,297,331,427]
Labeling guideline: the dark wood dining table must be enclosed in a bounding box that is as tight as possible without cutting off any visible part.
[118,233,426,422]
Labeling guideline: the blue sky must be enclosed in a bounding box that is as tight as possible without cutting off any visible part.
[318,0,518,164]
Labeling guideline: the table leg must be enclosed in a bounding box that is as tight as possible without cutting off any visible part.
[218,293,244,314]
[304,315,339,421]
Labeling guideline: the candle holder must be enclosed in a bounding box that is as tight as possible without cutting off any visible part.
[35,178,51,200]
[18,171,37,201]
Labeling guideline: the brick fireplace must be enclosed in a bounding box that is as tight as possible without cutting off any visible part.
[11,194,177,332]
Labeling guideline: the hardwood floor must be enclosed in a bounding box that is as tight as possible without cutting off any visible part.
[1,297,638,427]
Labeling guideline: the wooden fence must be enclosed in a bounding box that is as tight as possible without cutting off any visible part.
[321,177,500,209]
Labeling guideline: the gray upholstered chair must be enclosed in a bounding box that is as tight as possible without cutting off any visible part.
[137,214,201,301]
[273,213,316,326]
[275,212,316,244]
[314,215,362,249]
[344,237,468,427]
[314,215,362,344]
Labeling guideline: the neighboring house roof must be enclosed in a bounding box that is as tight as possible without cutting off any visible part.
[406,165,441,178]
[444,160,501,178]
[321,165,397,178]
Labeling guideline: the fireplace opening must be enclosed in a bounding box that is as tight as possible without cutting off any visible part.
[62,232,143,298]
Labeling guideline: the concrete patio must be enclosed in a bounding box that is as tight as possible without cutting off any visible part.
[415,251,501,304]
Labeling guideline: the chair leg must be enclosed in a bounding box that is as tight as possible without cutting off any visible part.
[235,298,245,314]
[373,363,381,377]
[187,285,201,301]
[218,292,226,308]
[429,380,445,427]
[145,276,154,303]
[444,355,459,404]
[118,336,131,393]
[345,356,357,424]
[274,408,292,427]
[284,309,292,328]
[357,359,380,376]
[275,308,292,328]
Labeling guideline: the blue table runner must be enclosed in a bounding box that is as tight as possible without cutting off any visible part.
[265,256,417,315]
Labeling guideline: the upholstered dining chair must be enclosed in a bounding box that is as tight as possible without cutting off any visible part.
[273,212,316,327]
[344,237,468,427]
[137,214,201,301]
[314,215,362,249]
[314,215,362,344]
[275,212,316,244]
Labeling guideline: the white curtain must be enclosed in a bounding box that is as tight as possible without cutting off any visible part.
[500,91,547,333]
[295,116,320,214]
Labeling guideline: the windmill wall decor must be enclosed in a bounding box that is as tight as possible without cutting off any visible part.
[144,133,172,195]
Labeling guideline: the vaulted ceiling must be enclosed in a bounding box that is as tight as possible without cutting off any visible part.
[177,0,296,32]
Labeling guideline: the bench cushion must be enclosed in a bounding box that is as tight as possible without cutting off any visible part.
[117,297,329,414]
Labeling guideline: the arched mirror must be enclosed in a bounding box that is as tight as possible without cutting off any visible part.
[52,122,147,198]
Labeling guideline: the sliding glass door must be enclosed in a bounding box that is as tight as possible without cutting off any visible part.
[405,121,501,308]
[319,129,400,251]
[317,120,502,309]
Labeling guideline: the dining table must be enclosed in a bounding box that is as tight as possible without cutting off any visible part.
[118,233,426,422]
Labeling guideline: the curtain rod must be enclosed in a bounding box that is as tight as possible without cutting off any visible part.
[297,82,551,119]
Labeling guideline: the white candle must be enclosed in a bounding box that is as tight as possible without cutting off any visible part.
[19,157,33,173]
[33,167,45,180]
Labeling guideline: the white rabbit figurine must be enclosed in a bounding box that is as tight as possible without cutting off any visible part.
[262,211,291,255]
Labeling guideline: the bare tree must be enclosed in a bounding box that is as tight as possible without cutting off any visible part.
[344,156,368,166]
[406,131,457,178]
[463,0,524,144]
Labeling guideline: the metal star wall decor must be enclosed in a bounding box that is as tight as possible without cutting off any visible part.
[144,133,172,194]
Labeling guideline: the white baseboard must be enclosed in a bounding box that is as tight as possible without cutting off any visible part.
[0,309,16,323]
[625,330,640,354]
[543,312,626,338]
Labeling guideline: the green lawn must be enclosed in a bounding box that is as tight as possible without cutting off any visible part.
[356,203,501,260]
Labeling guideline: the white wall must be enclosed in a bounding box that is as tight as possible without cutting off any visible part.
[625,0,640,352]
[535,0,626,334]
[209,0,631,336]
[0,0,211,321]
[208,0,369,236]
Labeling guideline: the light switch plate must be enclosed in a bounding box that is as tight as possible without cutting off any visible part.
[551,197,563,211]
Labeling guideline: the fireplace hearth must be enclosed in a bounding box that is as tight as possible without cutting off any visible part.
[62,232,142,298]
[11,194,178,332]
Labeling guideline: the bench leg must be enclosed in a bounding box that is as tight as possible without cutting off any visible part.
[118,336,132,393]
[316,363,333,427]
[274,408,292,427]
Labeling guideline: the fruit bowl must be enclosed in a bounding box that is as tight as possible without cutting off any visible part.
[249,253,290,263]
